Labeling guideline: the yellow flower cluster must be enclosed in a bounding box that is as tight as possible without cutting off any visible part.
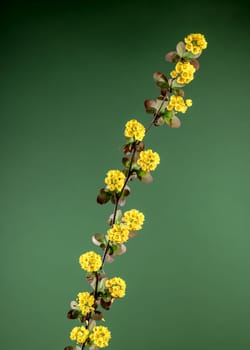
[105,169,125,192]
[122,209,145,231]
[124,119,146,141]
[184,33,207,55]
[170,61,195,85]
[137,149,160,172]
[167,95,192,113]
[77,292,95,315]
[107,224,129,244]
[70,326,89,344]
[79,251,102,272]
[89,326,111,348]
[105,277,126,298]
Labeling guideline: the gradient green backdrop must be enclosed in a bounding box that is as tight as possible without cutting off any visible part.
[1,1,250,349]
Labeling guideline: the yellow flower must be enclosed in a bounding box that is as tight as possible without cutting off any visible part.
[70,326,89,344]
[166,95,192,114]
[105,277,126,298]
[89,326,111,348]
[104,169,125,192]
[77,292,95,315]
[122,209,145,231]
[137,149,160,172]
[171,61,195,85]
[184,33,208,55]
[124,119,145,141]
[107,224,129,244]
[79,251,102,272]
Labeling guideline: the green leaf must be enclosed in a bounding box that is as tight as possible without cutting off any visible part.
[182,51,195,60]
[64,346,74,350]
[153,72,169,88]
[176,41,186,57]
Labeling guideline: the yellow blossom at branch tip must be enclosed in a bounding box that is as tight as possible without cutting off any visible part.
[122,209,145,231]
[124,119,145,141]
[79,251,102,272]
[107,224,129,244]
[137,149,160,172]
[70,326,89,344]
[104,169,126,192]
[77,292,95,315]
[184,33,207,55]
[105,277,126,298]
[90,326,111,348]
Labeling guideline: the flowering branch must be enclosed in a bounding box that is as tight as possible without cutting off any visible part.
[64,33,207,350]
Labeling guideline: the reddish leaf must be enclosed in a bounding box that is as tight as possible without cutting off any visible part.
[140,172,153,184]
[129,231,137,238]
[92,233,106,246]
[67,309,80,319]
[170,115,181,128]
[116,243,127,255]
[165,51,179,62]
[91,310,104,321]
[144,99,157,114]
[97,188,110,205]
[153,72,169,88]
[190,58,200,71]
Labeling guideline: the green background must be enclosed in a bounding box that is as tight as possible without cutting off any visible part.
[1,1,250,349]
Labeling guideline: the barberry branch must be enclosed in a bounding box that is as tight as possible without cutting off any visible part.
[65,33,208,350]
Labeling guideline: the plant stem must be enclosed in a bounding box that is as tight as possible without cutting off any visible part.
[80,91,170,350]
[100,145,137,268]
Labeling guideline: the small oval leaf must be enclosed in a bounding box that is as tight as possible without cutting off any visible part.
[92,233,106,246]
[144,99,157,114]
[140,172,153,184]
[176,41,186,57]
[190,58,200,71]
[70,301,78,310]
[165,51,179,62]
[153,72,169,88]
[170,115,181,128]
